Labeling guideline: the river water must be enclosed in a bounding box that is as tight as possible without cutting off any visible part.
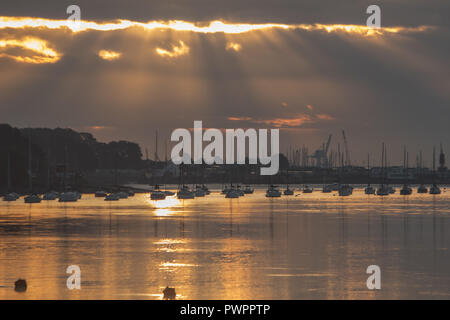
[0,187,449,299]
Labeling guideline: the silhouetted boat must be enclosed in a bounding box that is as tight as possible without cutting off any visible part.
[105,193,120,201]
[3,193,19,201]
[284,187,294,195]
[327,183,340,191]
[221,185,231,194]
[243,185,254,194]
[377,143,389,196]
[195,185,206,197]
[59,192,79,202]
[236,185,244,196]
[117,191,128,199]
[429,147,441,195]
[177,185,195,199]
[201,185,210,195]
[225,189,240,198]
[95,191,107,197]
[303,185,313,193]
[284,168,294,195]
[417,184,428,193]
[400,147,412,195]
[365,186,375,194]
[376,185,389,196]
[338,184,352,196]
[266,185,281,198]
[24,194,42,203]
[43,192,58,200]
[151,185,166,200]
[430,184,441,194]
[400,184,412,195]
[365,154,375,194]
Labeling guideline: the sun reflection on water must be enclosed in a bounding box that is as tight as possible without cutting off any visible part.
[148,196,181,216]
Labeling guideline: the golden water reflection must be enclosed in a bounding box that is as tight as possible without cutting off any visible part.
[0,189,449,299]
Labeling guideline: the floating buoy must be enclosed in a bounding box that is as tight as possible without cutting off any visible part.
[14,279,27,292]
[163,286,176,300]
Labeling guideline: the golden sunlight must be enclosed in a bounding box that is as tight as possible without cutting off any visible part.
[98,50,122,61]
[0,16,433,36]
[0,37,60,64]
[156,41,189,58]
[152,197,181,209]
[226,42,242,52]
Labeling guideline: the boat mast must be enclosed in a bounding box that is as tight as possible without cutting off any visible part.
[28,132,32,193]
[406,150,409,184]
[433,145,436,184]
[381,142,384,187]
[403,146,406,185]
[7,151,11,192]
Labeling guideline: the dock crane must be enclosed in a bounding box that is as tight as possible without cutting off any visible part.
[310,134,332,168]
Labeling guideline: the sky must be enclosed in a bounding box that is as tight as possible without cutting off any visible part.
[0,0,449,167]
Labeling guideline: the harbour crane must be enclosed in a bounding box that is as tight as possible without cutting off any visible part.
[310,134,332,168]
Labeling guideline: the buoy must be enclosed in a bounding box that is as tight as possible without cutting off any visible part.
[14,279,27,292]
[163,286,176,300]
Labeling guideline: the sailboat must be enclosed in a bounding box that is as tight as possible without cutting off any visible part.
[284,187,294,196]
[400,147,412,195]
[235,185,244,196]
[194,185,206,197]
[243,185,254,194]
[164,185,176,196]
[266,185,282,197]
[377,143,389,196]
[338,185,353,196]
[177,185,195,199]
[59,191,79,202]
[430,146,441,195]
[43,191,58,200]
[151,184,167,200]
[337,145,352,197]
[365,154,375,194]
[201,184,210,195]
[222,184,231,194]
[3,193,19,201]
[283,168,294,195]
[24,194,42,203]
[430,184,441,194]
[105,193,120,201]
[225,185,240,198]
[95,191,107,197]
[3,152,19,201]
[23,133,42,203]
[417,151,428,193]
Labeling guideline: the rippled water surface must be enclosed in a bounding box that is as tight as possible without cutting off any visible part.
[0,187,449,299]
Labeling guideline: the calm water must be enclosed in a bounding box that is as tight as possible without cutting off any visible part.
[0,187,449,300]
